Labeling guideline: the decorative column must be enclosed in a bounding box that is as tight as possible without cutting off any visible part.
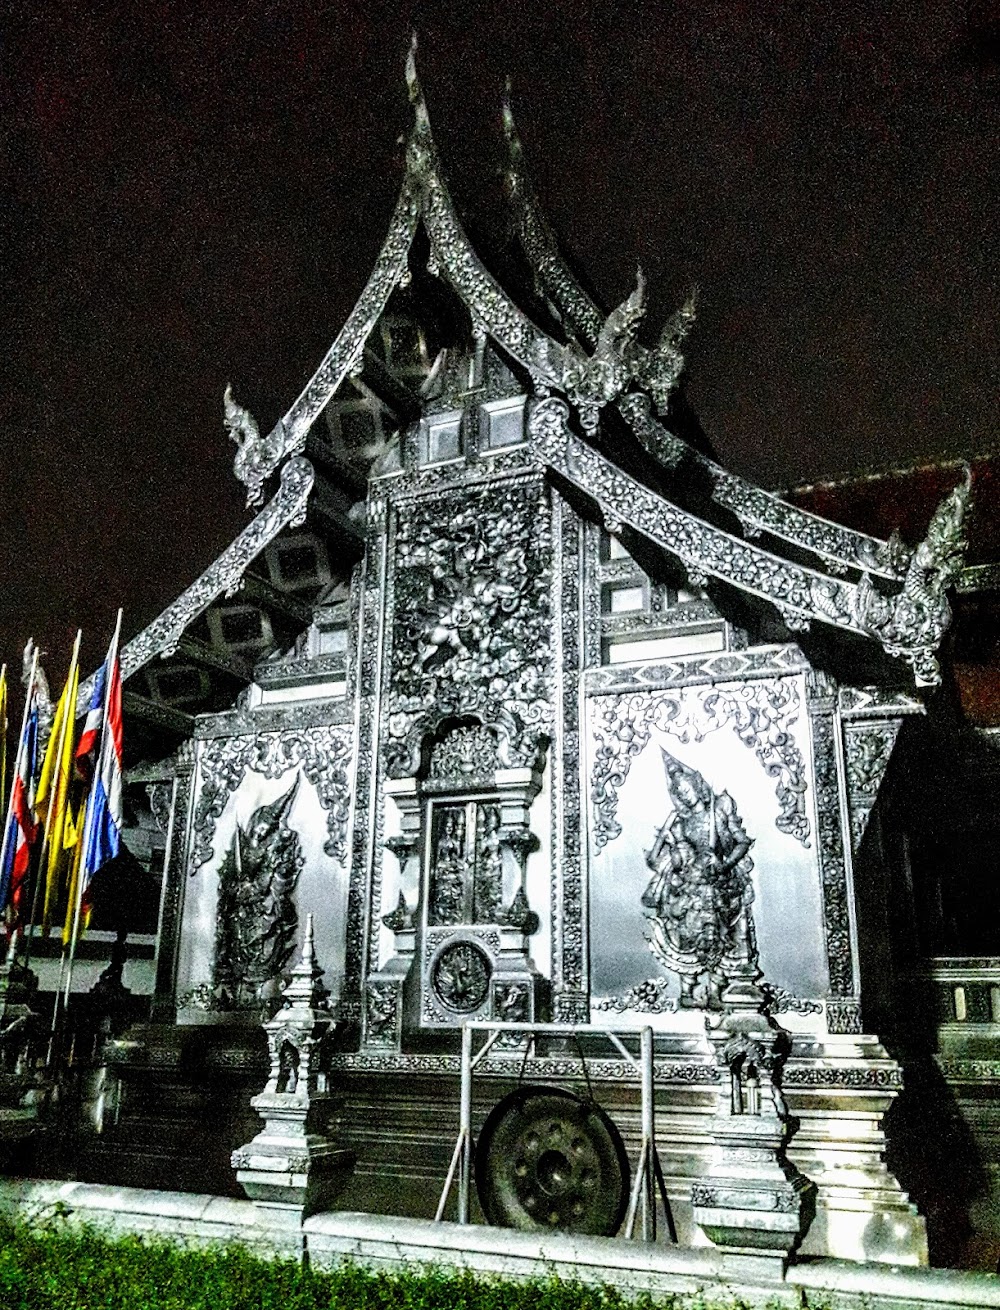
[150,742,196,1021]
[232,916,355,1223]
[362,779,421,1051]
[692,974,816,1278]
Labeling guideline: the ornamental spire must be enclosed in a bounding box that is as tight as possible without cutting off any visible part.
[404,32,435,166]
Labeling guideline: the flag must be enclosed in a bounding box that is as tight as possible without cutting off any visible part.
[0,683,41,928]
[78,621,123,910]
[35,634,81,932]
[61,801,86,946]
[74,663,106,781]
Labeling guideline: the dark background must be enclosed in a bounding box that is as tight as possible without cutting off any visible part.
[3,0,998,690]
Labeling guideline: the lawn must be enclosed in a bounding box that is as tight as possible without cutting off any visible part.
[0,1214,757,1310]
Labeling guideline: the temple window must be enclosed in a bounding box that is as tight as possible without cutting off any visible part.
[418,411,463,465]
[481,397,526,451]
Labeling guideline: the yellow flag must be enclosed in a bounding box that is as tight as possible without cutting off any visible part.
[61,800,86,946]
[35,634,81,933]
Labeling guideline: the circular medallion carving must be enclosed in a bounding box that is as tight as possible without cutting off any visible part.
[431,942,491,1013]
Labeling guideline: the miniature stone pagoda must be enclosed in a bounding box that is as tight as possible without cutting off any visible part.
[79,45,974,1265]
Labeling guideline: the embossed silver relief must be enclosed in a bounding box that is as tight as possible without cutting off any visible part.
[844,723,901,849]
[590,681,809,851]
[364,981,400,1046]
[551,496,587,1021]
[211,780,304,1011]
[385,477,552,777]
[432,941,492,1013]
[425,723,498,791]
[807,677,855,999]
[190,725,352,873]
[642,750,758,1010]
[592,978,679,1015]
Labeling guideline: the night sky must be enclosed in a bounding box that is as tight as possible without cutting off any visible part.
[3,1,999,691]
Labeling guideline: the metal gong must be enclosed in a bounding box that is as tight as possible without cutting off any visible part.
[474,1085,630,1236]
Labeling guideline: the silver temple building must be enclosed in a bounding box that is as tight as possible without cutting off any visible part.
[17,47,996,1275]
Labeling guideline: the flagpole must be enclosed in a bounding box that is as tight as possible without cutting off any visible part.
[63,609,122,1016]
[0,646,39,952]
[23,631,81,974]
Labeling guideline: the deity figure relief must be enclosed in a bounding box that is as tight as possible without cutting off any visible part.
[641,749,758,1010]
[473,804,503,923]
[429,808,467,924]
[213,778,304,1011]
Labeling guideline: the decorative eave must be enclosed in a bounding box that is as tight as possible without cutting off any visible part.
[76,456,315,712]
[501,89,921,584]
[529,395,970,688]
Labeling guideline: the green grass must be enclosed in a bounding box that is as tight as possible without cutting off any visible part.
[0,1212,761,1310]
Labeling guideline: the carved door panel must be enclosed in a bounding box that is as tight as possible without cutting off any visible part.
[426,798,504,927]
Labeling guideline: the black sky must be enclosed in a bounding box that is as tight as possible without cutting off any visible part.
[3,0,998,687]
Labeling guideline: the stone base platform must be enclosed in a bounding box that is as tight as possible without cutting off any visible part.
[0,1179,996,1309]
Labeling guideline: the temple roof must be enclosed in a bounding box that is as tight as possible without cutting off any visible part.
[87,40,974,733]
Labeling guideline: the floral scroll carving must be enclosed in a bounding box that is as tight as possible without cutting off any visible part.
[191,725,352,873]
[590,681,809,851]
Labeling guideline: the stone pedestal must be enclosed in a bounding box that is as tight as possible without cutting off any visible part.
[232,1091,354,1224]
[232,915,355,1220]
[692,976,816,1275]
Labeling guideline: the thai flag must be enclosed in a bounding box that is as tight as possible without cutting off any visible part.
[74,663,106,781]
[79,634,123,900]
[0,692,40,923]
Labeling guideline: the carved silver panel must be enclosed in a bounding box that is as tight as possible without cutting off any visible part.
[589,679,810,851]
[585,644,810,695]
[190,725,352,873]
[384,474,552,777]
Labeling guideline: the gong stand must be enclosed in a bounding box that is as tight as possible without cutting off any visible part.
[436,1021,675,1242]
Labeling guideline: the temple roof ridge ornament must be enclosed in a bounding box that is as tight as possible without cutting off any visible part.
[500,88,920,584]
[502,82,695,411]
[229,41,696,503]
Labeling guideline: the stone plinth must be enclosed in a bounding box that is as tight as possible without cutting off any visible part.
[231,1090,354,1223]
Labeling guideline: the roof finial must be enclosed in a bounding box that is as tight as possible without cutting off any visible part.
[405,31,431,136]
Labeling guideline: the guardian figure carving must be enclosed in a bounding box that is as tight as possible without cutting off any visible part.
[642,750,757,1009]
[212,778,303,1011]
